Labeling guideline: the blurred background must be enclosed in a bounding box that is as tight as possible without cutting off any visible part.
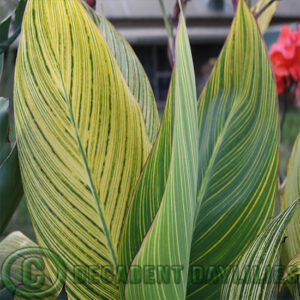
[0,0,299,242]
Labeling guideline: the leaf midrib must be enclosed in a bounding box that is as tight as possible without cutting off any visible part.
[57,65,118,270]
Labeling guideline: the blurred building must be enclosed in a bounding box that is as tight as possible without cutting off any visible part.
[96,0,300,104]
[1,0,299,104]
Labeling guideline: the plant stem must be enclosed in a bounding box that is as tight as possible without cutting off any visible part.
[158,0,173,40]
[158,0,175,66]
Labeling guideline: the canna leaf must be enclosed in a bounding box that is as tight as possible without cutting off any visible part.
[281,134,300,268]
[0,231,36,291]
[0,231,59,299]
[0,54,3,79]
[81,1,160,143]
[0,98,23,235]
[0,0,27,55]
[119,72,174,275]
[252,0,278,35]
[14,0,152,298]
[0,16,11,76]
[280,253,300,292]
[188,0,279,298]
[221,199,300,300]
[125,7,198,300]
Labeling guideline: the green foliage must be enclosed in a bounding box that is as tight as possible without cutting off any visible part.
[0,0,299,299]
[0,98,22,235]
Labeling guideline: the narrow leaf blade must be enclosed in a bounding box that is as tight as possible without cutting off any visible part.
[125,11,198,300]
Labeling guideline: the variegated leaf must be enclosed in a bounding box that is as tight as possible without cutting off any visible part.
[281,134,300,268]
[81,0,160,143]
[14,0,152,298]
[188,0,279,298]
[124,8,198,300]
[221,199,300,300]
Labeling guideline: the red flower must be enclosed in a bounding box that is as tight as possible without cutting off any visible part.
[269,25,300,95]
[275,75,285,94]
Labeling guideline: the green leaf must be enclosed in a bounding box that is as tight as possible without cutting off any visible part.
[281,134,300,268]
[0,98,23,234]
[0,16,11,43]
[81,2,160,143]
[0,0,27,54]
[14,0,152,298]
[14,0,27,29]
[221,199,299,299]
[252,0,278,34]
[0,231,59,299]
[0,54,3,79]
[188,0,279,298]
[119,72,174,276]
[0,288,13,300]
[0,232,36,290]
[280,253,300,292]
[125,8,198,299]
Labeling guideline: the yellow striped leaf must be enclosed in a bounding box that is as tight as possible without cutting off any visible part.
[119,72,174,277]
[221,199,300,300]
[188,0,279,298]
[14,0,152,298]
[252,0,277,35]
[124,9,198,300]
[81,1,160,143]
[0,231,58,299]
[281,134,300,268]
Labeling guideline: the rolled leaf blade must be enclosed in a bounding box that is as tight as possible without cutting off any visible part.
[119,72,174,274]
[188,0,279,298]
[125,10,198,300]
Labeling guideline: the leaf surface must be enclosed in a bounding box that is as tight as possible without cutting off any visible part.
[81,1,160,143]
[0,231,58,299]
[0,98,23,234]
[221,200,299,300]
[188,0,279,298]
[14,0,151,298]
[281,134,300,267]
[124,10,198,300]
[252,0,277,34]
